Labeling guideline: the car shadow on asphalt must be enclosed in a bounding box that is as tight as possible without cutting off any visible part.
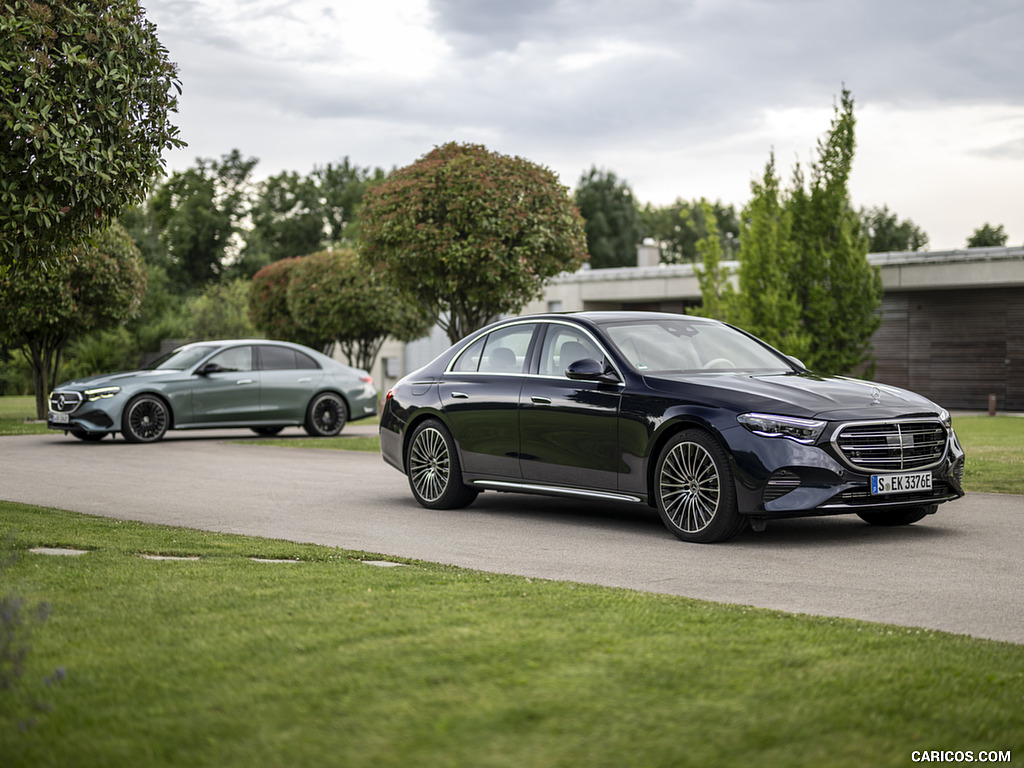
[452,490,957,549]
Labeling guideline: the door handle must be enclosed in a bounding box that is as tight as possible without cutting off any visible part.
[530,396,552,405]
[450,392,469,399]
[297,377,312,383]
[236,379,253,385]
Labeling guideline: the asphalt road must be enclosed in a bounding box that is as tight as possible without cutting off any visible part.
[2,427,1021,644]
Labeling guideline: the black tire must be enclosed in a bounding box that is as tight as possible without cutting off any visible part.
[406,420,479,510]
[121,394,170,443]
[70,429,107,441]
[304,393,347,437]
[857,504,935,526]
[654,429,745,543]
[251,426,285,437]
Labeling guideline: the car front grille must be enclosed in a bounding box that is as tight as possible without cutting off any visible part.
[49,390,83,413]
[833,419,948,472]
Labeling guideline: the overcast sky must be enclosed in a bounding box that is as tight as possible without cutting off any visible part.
[143,0,1023,252]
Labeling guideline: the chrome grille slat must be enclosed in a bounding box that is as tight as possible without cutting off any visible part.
[49,390,83,413]
[833,419,948,472]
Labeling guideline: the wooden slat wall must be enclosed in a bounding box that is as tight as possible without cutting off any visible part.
[871,288,1023,411]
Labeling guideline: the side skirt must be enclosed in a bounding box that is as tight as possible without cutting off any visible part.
[471,479,644,505]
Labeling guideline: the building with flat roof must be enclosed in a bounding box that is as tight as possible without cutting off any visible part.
[377,246,1024,411]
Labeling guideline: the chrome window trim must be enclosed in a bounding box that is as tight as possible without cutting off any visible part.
[444,318,625,385]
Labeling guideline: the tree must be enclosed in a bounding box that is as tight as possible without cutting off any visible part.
[692,200,736,321]
[859,205,928,252]
[1,0,184,270]
[249,257,331,352]
[244,170,324,271]
[638,199,740,264]
[786,88,882,375]
[316,157,387,247]
[360,142,588,343]
[286,250,432,372]
[146,150,258,293]
[731,89,880,376]
[573,167,641,269]
[186,279,255,339]
[0,222,147,417]
[966,223,1008,248]
[733,154,810,361]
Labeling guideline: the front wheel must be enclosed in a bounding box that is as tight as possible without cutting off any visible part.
[654,429,745,543]
[857,504,935,526]
[304,393,347,437]
[406,420,479,510]
[121,395,170,443]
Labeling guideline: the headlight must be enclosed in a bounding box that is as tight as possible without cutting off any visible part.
[737,413,826,444]
[84,386,121,401]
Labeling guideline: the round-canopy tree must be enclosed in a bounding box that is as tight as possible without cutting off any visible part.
[249,256,333,353]
[0,221,147,417]
[286,249,433,373]
[1,0,184,269]
[360,142,588,343]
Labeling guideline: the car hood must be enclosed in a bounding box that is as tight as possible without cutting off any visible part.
[56,369,183,389]
[643,372,943,421]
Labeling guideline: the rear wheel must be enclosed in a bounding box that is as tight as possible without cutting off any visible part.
[304,393,347,437]
[121,395,169,443]
[857,504,935,526]
[655,429,745,543]
[406,420,479,510]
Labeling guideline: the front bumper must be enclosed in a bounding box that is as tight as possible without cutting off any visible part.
[725,424,966,518]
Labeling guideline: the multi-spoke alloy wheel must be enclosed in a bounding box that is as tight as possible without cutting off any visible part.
[121,395,170,443]
[304,393,347,437]
[406,420,479,510]
[655,429,744,543]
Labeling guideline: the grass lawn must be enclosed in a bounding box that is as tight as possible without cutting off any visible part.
[1,502,1021,767]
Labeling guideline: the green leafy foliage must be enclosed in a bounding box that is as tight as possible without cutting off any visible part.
[691,200,736,321]
[286,249,432,372]
[732,89,881,375]
[249,257,332,352]
[186,278,255,340]
[859,205,929,252]
[573,166,641,269]
[733,154,811,360]
[0,222,146,417]
[638,199,740,264]
[360,142,588,343]
[0,0,184,268]
[966,223,1008,248]
[146,150,258,293]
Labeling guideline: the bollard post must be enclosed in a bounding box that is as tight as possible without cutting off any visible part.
[988,394,997,416]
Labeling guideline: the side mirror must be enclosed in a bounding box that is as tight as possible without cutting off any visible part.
[195,362,222,376]
[565,358,620,384]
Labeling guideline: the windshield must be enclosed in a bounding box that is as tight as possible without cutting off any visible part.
[144,345,220,371]
[600,318,793,374]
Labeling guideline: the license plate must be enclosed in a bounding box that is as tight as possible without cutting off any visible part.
[50,412,69,425]
[871,472,932,495]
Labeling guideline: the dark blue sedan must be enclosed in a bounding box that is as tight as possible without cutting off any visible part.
[380,312,965,542]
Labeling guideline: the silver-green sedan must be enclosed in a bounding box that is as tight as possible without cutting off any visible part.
[47,339,377,442]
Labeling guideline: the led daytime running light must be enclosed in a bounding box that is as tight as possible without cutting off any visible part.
[737,413,826,444]
[84,386,121,401]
